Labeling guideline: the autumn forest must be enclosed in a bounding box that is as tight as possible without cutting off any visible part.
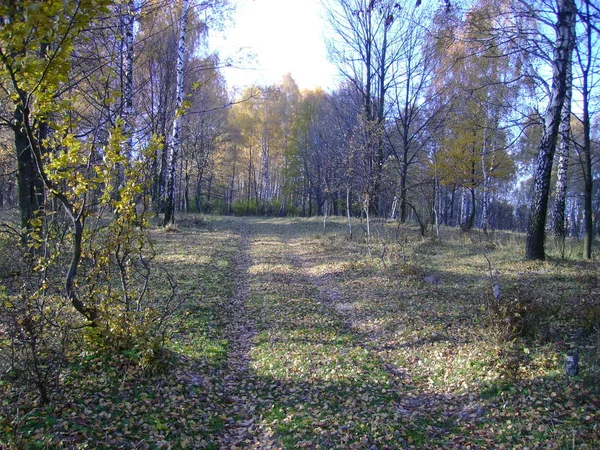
[0,0,599,448]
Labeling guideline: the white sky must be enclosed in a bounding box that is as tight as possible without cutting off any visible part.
[208,0,341,93]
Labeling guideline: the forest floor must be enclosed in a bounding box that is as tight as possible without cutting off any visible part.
[1,215,599,449]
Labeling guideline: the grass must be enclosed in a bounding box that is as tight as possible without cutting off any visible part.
[1,214,599,448]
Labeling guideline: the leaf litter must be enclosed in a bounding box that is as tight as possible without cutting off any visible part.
[1,216,598,449]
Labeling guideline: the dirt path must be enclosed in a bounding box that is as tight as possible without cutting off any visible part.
[214,226,282,449]
[213,219,448,447]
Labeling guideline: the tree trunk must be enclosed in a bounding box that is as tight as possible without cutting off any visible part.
[14,106,44,235]
[390,195,398,219]
[195,170,203,213]
[468,187,476,230]
[580,69,593,259]
[246,147,252,216]
[363,193,371,236]
[184,161,191,213]
[433,151,441,239]
[552,53,572,245]
[346,186,353,239]
[481,125,490,233]
[121,0,135,158]
[163,0,189,226]
[526,0,576,260]
[577,0,593,259]
[460,187,467,228]
[399,153,408,223]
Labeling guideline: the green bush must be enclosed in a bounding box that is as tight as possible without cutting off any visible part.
[83,308,165,370]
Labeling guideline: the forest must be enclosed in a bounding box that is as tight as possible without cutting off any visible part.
[0,0,599,448]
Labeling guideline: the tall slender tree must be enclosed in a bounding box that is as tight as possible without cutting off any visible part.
[526,0,576,260]
[121,0,136,158]
[574,0,598,259]
[551,57,572,247]
[163,0,190,225]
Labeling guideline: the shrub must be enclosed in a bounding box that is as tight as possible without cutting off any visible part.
[487,282,547,341]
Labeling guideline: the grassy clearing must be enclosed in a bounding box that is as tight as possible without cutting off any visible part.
[1,214,598,448]
[289,217,600,448]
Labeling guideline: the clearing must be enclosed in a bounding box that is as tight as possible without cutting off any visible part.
[2,216,599,449]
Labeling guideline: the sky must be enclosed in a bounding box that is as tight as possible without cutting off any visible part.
[208,0,341,93]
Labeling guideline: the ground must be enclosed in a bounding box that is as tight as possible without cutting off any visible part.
[1,215,599,449]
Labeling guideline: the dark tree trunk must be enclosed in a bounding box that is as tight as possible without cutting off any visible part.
[578,0,594,259]
[399,154,408,223]
[448,186,456,226]
[526,0,576,260]
[581,78,593,259]
[14,107,44,235]
[468,187,476,230]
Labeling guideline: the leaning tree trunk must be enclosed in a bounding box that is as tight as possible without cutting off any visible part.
[525,0,576,261]
[163,0,189,226]
[551,53,572,247]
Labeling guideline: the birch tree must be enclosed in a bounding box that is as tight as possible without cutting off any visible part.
[163,0,190,226]
[525,0,576,260]
[551,57,572,248]
[121,0,136,159]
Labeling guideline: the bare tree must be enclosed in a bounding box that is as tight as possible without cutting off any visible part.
[325,0,403,215]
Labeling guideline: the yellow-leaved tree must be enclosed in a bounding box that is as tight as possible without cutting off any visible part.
[429,0,518,231]
[0,0,174,403]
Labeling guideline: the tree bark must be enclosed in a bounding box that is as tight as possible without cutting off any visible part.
[14,106,44,235]
[122,0,135,158]
[163,0,189,226]
[481,125,490,233]
[577,0,594,259]
[346,185,353,239]
[525,0,576,260]
[552,54,572,245]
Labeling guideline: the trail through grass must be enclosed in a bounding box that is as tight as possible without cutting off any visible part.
[1,215,598,449]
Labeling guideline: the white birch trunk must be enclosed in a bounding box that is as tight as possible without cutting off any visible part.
[525,0,576,259]
[481,124,490,233]
[460,187,467,228]
[164,0,189,225]
[122,0,135,156]
[552,52,572,242]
